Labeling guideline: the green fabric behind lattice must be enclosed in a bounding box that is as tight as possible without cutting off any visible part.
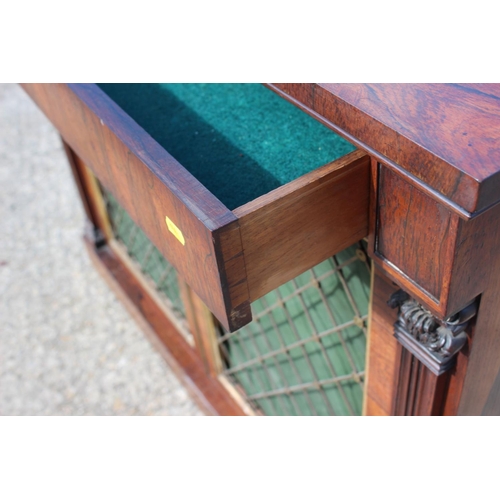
[97,84,356,210]
[221,245,371,416]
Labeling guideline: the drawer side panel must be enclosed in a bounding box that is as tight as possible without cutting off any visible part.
[21,83,250,331]
[235,151,370,301]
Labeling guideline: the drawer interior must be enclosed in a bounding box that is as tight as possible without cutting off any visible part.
[97,83,356,210]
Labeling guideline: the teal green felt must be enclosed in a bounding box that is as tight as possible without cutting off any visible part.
[97,84,356,210]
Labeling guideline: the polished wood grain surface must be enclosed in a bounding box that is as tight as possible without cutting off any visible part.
[26,83,500,415]
[269,83,500,215]
[23,83,369,332]
[371,163,494,322]
[377,166,456,302]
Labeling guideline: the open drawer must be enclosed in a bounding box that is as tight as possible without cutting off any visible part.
[22,83,370,331]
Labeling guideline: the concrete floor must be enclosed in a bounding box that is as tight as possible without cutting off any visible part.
[0,83,203,415]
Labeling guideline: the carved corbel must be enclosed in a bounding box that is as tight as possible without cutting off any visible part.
[388,291,477,375]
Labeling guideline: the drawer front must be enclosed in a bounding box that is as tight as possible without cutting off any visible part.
[22,83,370,331]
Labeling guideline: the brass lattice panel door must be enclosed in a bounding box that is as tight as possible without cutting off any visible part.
[102,187,371,416]
[218,244,371,416]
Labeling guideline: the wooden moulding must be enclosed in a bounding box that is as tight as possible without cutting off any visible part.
[392,346,450,416]
[179,281,224,377]
[22,83,370,331]
[387,289,477,415]
[62,139,114,243]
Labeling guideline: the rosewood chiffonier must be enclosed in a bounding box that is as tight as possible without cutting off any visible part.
[21,83,500,416]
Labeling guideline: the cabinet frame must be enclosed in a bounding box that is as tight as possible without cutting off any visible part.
[24,83,500,416]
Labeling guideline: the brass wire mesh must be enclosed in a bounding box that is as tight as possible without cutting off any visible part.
[218,243,371,416]
[102,190,187,325]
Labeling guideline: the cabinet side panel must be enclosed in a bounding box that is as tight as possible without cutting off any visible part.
[458,202,500,415]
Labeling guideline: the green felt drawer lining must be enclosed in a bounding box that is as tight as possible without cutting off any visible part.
[97,84,356,210]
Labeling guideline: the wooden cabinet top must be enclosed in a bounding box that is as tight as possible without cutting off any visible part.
[269,84,500,216]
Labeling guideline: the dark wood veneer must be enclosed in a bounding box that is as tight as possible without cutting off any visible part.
[377,167,456,302]
[371,164,493,322]
[455,202,500,415]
